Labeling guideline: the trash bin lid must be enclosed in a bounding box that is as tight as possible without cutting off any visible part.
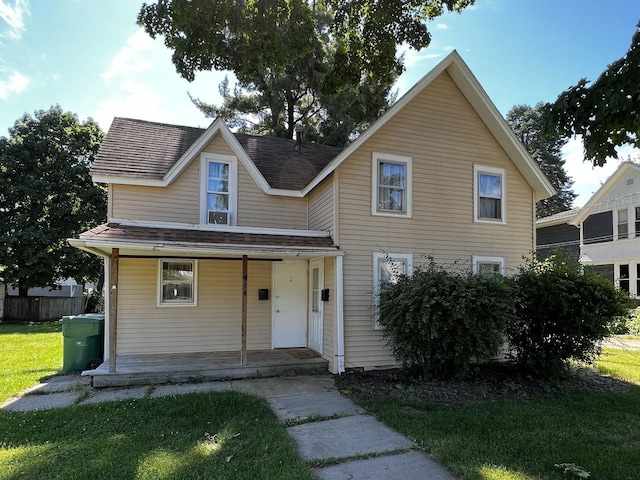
[61,314,105,323]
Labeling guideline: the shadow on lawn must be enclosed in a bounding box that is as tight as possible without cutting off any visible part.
[0,391,314,480]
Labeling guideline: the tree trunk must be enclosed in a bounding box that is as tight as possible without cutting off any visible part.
[18,285,29,297]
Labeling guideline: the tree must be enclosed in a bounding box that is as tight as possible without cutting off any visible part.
[507,103,576,218]
[138,0,474,144]
[547,23,640,167]
[0,106,106,296]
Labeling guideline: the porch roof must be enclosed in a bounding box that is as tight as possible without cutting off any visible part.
[69,223,341,258]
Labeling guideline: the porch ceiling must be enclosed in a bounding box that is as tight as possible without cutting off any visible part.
[69,223,342,259]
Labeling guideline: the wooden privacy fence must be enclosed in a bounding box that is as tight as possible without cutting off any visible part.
[3,296,85,321]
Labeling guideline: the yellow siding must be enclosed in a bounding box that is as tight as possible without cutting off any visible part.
[111,132,308,229]
[308,177,335,234]
[321,256,335,371]
[116,258,271,354]
[338,72,535,370]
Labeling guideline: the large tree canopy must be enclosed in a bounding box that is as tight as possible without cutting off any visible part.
[138,0,474,144]
[0,106,106,295]
[547,23,640,167]
[507,103,576,218]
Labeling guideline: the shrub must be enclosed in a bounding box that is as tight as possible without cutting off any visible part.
[84,290,104,313]
[377,259,512,379]
[508,253,635,377]
[615,307,640,336]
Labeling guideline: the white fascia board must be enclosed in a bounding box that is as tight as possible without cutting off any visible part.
[445,57,556,201]
[570,162,640,226]
[91,175,165,187]
[536,213,578,228]
[109,218,331,237]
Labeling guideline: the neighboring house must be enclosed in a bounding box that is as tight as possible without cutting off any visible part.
[5,278,85,298]
[70,51,554,381]
[535,209,580,259]
[568,161,640,294]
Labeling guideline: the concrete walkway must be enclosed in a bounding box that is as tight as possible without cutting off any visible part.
[2,374,457,479]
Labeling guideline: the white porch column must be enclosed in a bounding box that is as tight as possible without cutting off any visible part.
[335,255,345,373]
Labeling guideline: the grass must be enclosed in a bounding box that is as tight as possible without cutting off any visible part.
[0,392,314,480]
[339,349,640,480]
[0,322,313,480]
[0,321,63,404]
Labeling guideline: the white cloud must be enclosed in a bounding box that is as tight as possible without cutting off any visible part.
[562,137,640,207]
[94,80,168,129]
[398,43,445,68]
[0,0,28,39]
[101,30,155,82]
[435,23,448,30]
[0,69,28,99]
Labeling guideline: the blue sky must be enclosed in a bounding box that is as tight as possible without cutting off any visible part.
[0,0,638,206]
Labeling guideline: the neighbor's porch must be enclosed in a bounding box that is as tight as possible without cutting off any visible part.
[84,348,328,388]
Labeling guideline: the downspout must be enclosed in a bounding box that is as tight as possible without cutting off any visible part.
[335,255,345,373]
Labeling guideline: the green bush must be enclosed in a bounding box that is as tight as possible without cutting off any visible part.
[84,290,104,313]
[508,253,635,377]
[377,259,512,379]
[615,307,640,335]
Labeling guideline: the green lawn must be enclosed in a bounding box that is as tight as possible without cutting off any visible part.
[0,321,62,404]
[339,349,640,480]
[0,392,313,480]
[0,322,313,480]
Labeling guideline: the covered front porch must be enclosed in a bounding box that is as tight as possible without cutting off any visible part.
[85,348,329,388]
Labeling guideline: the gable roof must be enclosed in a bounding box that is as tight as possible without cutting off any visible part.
[91,117,342,192]
[91,50,555,200]
[303,50,555,201]
[570,161,640,225]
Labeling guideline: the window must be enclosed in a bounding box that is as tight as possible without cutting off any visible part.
[373,252,413,329]
[474,165,506,223]
[635,207,640,236]
[472,256,506,276]
[636,264,640,296]
[617,208,629,239]
[200,153,237,225]
[158,259,197,306]
[372,153,412,217]
[619,264,630,293]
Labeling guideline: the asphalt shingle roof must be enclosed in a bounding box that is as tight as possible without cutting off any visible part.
[92,118,343,190]
[80,223,337,250]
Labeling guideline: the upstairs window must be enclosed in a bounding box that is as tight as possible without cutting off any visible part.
[474,165,506,224]
[617,208,629,239]
[200,153,237,225]
[372,153,412,217]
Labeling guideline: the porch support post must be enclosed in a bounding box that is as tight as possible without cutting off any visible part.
[108,248,119,373]
[335,255,345,373]
[241,255,248,366]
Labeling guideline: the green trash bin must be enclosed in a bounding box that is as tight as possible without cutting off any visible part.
[61,314,105,373]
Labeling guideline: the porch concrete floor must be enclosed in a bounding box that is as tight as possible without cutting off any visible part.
[85,348,329,388]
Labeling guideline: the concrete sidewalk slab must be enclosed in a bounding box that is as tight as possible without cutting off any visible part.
[312,450,457,480]
[26,375,89,394]
[232,375,335,398]
[80,386,148,405]
[2,392,78,411]
[288,415,413,461]
[150,381,232,398]
[268,391,364,421]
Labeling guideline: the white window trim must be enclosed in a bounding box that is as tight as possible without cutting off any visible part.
[200,153,238,226]
[472,255,506,276]
[474,164,506,224]
[373,252,413,330]
[615,207,631,241]
[371,152,413,218]
[157,258,198,307]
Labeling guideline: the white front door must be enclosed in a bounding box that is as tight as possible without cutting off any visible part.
[308,258,323,353]
[272,260,307,348]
